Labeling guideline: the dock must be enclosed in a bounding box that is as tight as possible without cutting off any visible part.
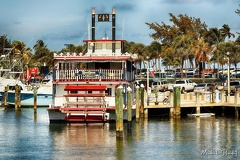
[142,89,240,117]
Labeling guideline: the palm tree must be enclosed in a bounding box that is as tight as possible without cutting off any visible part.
[162,54,181,69]
[192,38,212,82]
[129,43,146,79]
[32,40,52,68]
[204,28,225,78]
[0,34,12,55]
[147,41,161,70]
[172,34,194,78]
[220,24,235,41]
[218,42,240,73]
[33,39,46,49]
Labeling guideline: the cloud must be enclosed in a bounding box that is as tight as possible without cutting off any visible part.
[115,2,136,12]
[0,0,239,51]
[162,0,230,5]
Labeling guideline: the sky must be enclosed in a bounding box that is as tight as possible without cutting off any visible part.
[1,0,240,52]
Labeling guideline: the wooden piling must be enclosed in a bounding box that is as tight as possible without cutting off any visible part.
[4,85,9,109]
[140,86,144,114]
[126,86,132,131]
[33,86,37,111]
[115,86,123,138]
[144,91,148,118]
[196,106,200,114]
[220,90,225,103]
[127,86,132,121]
[196,92,200,105]
[235,107,239,117]
[189,92,193,100]
[196,92,200,114]
[201,93,204,101]
[15,85,21,110]
[184,92,187,100]
[172,86,181,118]
[220,90,226,115]
[234,88,239,104]
[135,85,140,122]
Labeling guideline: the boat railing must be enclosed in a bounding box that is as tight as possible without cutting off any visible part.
[54,69,124,82]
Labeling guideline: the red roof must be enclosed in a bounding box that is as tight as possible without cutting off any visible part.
[64,85,107,91]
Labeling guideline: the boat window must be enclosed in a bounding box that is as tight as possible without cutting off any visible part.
[70,91,77,94]
[106,88,112,96]
[8,86,23,91]
[116,42,120,49]
[95,43,102,49]
[106,43,112,49]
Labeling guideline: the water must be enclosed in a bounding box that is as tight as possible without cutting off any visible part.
[0,107,239,160]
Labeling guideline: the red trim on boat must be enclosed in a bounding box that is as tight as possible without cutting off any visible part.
[60,108,106,111]
[64,85,107,91]
[83,39,125,42]
[54,56,131,61]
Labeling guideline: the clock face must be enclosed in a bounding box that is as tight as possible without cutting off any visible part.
[98,14,110,22]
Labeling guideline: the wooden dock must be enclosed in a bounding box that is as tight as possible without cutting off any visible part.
[146,91,240,108]
[142,90,240,117]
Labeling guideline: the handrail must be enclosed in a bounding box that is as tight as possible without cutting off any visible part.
[54,69,126,81]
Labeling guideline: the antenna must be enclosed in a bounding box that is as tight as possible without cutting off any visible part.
[122,17,124,40]
[88,23,90,40]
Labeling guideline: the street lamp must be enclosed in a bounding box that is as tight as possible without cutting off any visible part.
[145,56,150,106]
[227,52,230,102]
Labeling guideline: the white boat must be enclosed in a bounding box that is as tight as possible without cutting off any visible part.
[0,77,52,107]
[187,113,215,117]
[48,8,137,123]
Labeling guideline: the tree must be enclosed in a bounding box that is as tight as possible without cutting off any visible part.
[192,38,212,81]
[32,40,53,69]
[204,27,225,78]
[236,4,240,15]
[147,41,161,70]
[218,41,240,73]
[129,43,147,78]
[12,40,32,72]
[220,24,235,41]
[146,13,208,74]
[172,34,194,78]
[0,34,12,55]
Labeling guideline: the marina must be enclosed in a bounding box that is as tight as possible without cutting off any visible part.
[0,1,240,159]
[0,47,53,107]
[0,107,239,160]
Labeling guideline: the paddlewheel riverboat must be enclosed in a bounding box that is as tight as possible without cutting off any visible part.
[48,8,137,123]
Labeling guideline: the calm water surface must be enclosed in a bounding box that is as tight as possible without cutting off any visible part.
[0,107,239,160]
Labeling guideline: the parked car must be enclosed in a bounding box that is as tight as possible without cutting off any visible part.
[168,79,197,93]
[151,80,169,92]
[193,83,215,93]
[223,81,240,93]
[213,77,227,90]
[235,84,240,91]
[135,80,154,89]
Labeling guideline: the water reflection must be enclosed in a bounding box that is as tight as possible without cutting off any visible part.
[49,123,118,160]
[0,108,239,159]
